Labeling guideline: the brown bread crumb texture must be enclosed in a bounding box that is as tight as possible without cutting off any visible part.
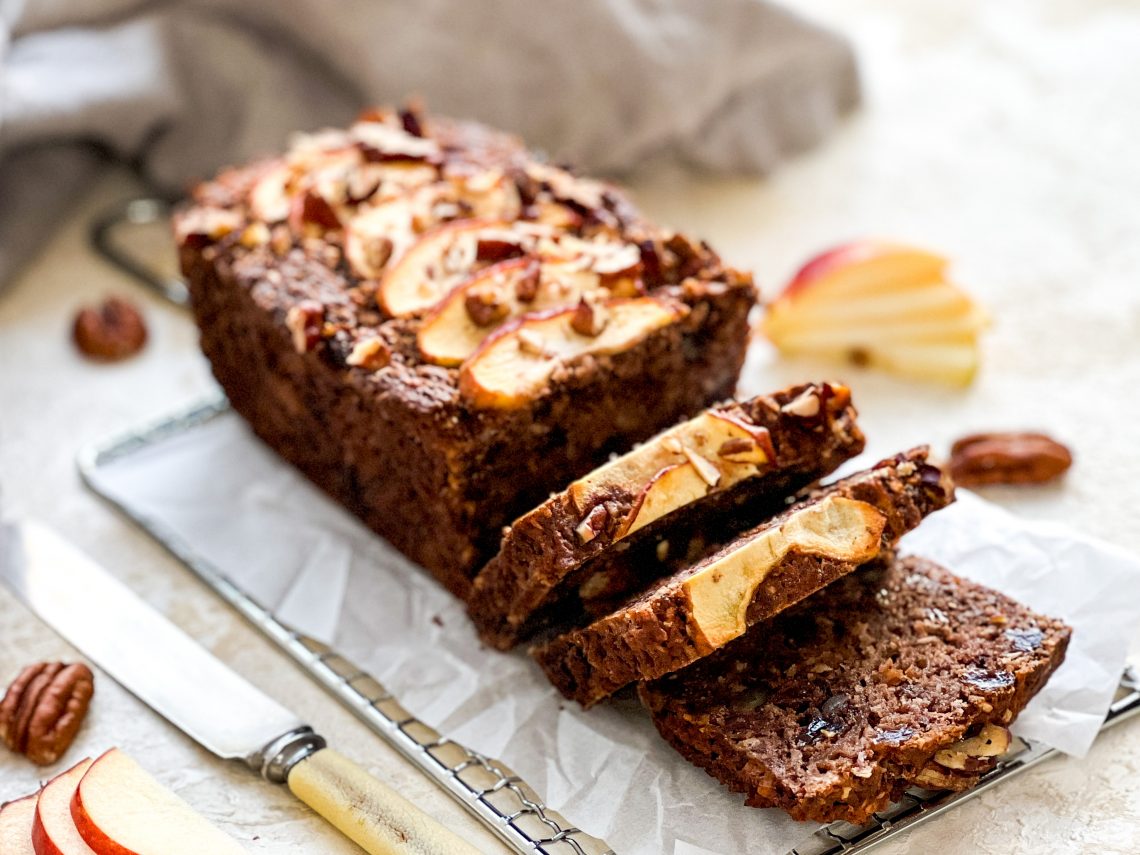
[640,555,1071,824]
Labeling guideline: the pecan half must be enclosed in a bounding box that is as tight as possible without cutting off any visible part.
[949,432,1072,487]
[73,296,148,362]
[0,662,94,765]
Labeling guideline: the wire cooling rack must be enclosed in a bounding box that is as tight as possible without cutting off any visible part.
[78,384,1140,853]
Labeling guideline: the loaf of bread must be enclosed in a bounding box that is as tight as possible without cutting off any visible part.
[177,105,756,597]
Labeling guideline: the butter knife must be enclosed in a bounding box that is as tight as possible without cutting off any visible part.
[0,520,481,855]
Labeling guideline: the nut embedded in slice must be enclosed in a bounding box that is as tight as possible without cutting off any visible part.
[931,722,1012,772]
[458,297,688,408]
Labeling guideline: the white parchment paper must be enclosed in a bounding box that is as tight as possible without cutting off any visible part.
[86,409,1140,854]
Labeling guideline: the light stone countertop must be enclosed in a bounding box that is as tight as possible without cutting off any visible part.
[2,1,1139,852]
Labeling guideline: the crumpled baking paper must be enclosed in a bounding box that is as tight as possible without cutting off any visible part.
[85,407,1140,854]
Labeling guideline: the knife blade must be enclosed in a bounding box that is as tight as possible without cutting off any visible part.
[0,521,481,855]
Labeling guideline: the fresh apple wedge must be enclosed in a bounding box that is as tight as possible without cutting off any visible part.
[765,279,980,333]
[1,794,37,855]
[780,241,948,303]
[772,314,987,353]
[459,297,688,408]
[762,241,987,387]
[855,339,980,386]
[72,748,246,855]
[32,758,97,855]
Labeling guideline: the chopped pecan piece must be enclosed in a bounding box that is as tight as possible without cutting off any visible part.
[570,298,609,337]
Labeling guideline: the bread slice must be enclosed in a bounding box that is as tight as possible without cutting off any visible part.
[467,382,865,648]
[533,448,953,706]
[639,555,1071,824]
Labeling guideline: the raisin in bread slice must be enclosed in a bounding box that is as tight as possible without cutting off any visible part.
[639,555,1071,824]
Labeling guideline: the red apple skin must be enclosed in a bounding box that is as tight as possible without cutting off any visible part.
[70,750,134,855]
[32,759,96,855]
[782,241,889,298]
[1,794,37,855]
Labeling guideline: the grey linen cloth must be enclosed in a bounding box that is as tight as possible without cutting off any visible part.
[0,0,859,286]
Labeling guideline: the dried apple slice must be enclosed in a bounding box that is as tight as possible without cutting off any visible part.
[458,297,687,409]
[762,241,987,387]
[604,413,776,539]
[377,220,500,316]
[248,163,294,224]
[418,255,625,365]
[448,169,523,221]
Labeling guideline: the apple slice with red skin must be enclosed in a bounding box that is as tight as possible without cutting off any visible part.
[780,241,948,302]
[458,297,687,409]
[71,748,247,855]
[32,758,97,855]
[763,241,986,387]
[1,793,37,855]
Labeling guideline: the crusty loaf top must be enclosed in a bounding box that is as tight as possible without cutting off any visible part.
[175,105,754,418]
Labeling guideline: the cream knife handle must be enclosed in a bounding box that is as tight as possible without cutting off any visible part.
[287,747,482,855]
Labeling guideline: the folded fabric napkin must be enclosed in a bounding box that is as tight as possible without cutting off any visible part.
[0,0,859,286]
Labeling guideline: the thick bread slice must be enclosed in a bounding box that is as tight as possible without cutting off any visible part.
[533,448,953,706]
[639,555,1070,824]
[467,382,865,649]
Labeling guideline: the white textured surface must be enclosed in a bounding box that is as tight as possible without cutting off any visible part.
[2,1,1140,852]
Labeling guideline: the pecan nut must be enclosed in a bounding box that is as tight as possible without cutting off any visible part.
[73,296,148,362]
[0,662,94,765]
[948,432,1072,487]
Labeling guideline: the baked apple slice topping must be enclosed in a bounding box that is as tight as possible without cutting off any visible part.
[610,413,777,539]
[458,297,687,408]
[377,220,499,316]
[682,495,887,648]
[417,237,644,365]
[555,405,778,544]
[762,241,988,387]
